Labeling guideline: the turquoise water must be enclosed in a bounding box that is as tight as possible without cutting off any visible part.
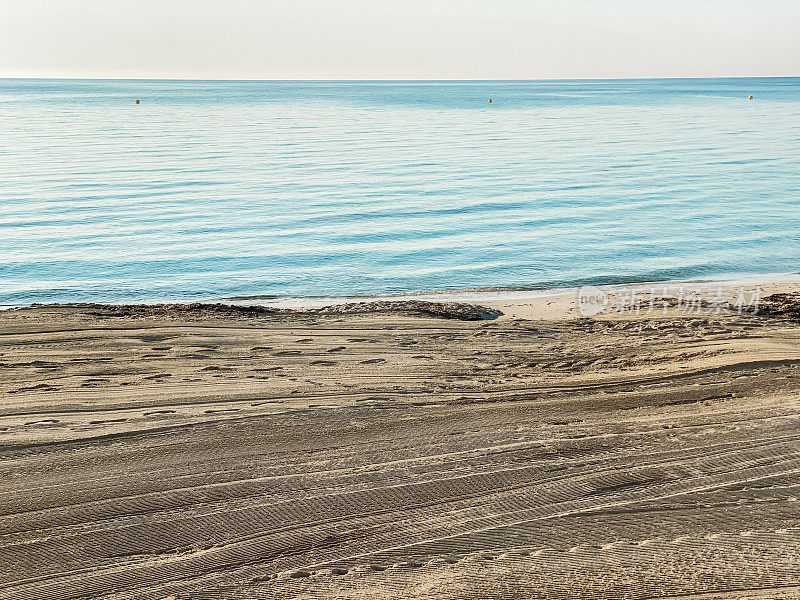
[1,78,799,306]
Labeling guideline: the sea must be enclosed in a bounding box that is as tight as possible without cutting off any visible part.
[1,78,799,307]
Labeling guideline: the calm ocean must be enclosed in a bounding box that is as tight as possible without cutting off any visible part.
[1,78,799,306]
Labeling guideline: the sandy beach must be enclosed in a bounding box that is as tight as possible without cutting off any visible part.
[2,281,800,599]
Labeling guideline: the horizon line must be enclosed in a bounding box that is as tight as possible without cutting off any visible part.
[1,75,799,83]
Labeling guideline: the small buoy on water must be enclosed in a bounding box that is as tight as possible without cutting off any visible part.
[747,95,754,100]
[488,98,492,103]
[135,99,140,104]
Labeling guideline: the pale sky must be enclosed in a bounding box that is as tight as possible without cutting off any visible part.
[1,0,798,80]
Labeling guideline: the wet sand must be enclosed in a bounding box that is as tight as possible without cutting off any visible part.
[2,283,800,599]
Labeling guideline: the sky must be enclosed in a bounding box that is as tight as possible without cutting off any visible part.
[1,0,798,80]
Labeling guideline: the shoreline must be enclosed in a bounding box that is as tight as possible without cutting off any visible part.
[4,273,799,313]
[6,275,798,322]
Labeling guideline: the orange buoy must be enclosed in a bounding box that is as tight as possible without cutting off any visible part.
[135,99,140,104]
[488,98,492,103]
[747,95,754,100]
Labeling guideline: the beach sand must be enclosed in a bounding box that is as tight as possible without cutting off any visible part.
[2,281,800,599]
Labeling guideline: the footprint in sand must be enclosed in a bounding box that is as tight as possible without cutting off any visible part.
[360,358,386,365]
[204,408,241,414]
[28,360,60,369]
[356,396,392,403]
[289,570,311,579]
[10,383,58,394]
[25,418,59,426]
[310,360,338,366]
[144,373,172,380]
[137,335,174,343]
[89,418,127,425]
[144,409,176,416]
[327,346,347,353]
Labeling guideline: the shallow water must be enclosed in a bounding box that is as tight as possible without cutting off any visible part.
[1,78,799,305]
